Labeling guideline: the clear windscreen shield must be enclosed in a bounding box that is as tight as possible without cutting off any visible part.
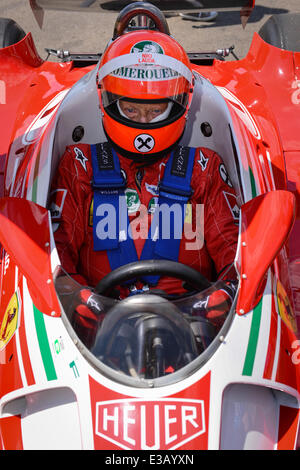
[54,266,236,385]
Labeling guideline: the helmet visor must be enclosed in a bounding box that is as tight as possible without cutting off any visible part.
[98,52,193,115]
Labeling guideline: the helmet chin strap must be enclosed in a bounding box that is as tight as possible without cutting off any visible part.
[116,100,173,123]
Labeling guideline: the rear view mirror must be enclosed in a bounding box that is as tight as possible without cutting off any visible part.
[236,190,295,315]
[0,197,61,317]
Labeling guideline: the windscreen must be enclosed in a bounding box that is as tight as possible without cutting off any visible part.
[54,267,236,386]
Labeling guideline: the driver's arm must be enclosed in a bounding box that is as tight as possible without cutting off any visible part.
[198,149,239,281]
[50,145,91,285]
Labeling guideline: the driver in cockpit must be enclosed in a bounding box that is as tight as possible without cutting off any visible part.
[50,31,238,347]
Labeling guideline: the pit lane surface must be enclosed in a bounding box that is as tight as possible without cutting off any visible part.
[1,0,300,60]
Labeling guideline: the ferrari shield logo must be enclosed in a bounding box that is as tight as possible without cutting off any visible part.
[277,280,297,333]
[0,291,20,351]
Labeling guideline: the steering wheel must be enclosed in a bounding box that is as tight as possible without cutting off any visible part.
[95,259,211,296]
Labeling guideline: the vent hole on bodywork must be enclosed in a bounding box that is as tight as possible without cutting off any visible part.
[201,122,212,137]
[72,126,85,142]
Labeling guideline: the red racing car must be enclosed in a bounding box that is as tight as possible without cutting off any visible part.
[0,0,300,451]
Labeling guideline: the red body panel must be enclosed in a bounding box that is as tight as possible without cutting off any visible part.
[0,198,60,317]
[0,415,23,450]
[236,191,295,315]
[0,33,91,198]
[277,406,300,450]
[194,35,300,322]
[286,151,300,323]
[89,372,211,450]
[0,16,299,451]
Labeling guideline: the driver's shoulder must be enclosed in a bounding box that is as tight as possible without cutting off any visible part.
[60,143,93,176]
[192,147,222,176]
[189,147,226,198]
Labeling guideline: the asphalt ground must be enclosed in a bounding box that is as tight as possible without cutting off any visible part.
[1,0,300,61]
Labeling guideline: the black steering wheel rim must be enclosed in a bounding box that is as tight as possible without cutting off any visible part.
[95,259,211,295]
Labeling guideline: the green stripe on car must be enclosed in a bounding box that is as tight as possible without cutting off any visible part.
[33,305,57,381]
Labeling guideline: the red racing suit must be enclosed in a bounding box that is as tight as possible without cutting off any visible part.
[50,144,239,294]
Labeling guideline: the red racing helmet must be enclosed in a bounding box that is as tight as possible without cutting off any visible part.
[97,30,194,161]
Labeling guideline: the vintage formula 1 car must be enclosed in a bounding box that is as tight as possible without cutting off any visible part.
[0,0,300,450]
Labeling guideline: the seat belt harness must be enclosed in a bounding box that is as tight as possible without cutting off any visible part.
[91,143,196,285]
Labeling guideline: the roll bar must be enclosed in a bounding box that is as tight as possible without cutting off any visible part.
[112,2,170,40]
